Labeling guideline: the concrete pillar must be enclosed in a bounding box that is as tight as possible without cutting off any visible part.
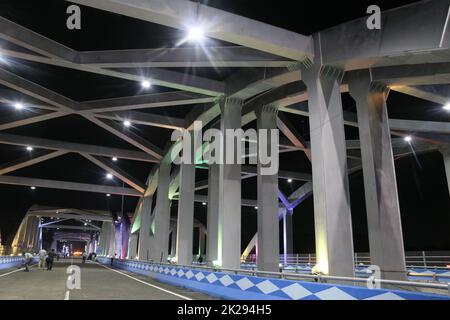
[138,195,153,260]
[99,223,107,255]
[108,222,116,257]
[302,45,354,276]
[170,227,177,257]
[206,164,220,264]
[128,233,138,259]
[50,239,57,251]
[176,163,196,265]
[101,223,109,256]
[22,217,31,250]
[256,104,280,272]
[151,162,172,262]
[218,97,243,269]
[198,226,206,256]
[440,148,450,198]
[283,208,294,264]
[348,70,407,280]
[28,217,39,251]
[15,219,28,252]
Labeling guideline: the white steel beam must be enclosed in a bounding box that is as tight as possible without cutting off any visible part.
[0,150,68,176]
[80,153,147,193]
[0,175,142,196]
[69,0,314,61]
[0,133,158,162]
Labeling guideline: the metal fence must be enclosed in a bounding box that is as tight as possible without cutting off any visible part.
[243,251,450,268]
[105,256,450,296]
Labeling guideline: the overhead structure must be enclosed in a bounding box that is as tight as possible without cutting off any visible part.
[2,1,450,281]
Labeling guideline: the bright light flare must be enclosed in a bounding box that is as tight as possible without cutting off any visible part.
[141,79,151,89]
[14,102,24,110]
[404,136,412,143]
[443,103,450,111]
[112,157,118,162]
[26,146,33,151]
[187,26,205,42]
[123,120,131,127]
[106,173,113,180]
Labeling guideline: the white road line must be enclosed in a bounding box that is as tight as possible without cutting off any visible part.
[64,290,70,300]
[95,262,193,300]
[0,268,25,278]
[0,265,36,278]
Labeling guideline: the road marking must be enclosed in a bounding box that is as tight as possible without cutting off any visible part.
[0,265,36,278]
[64,290,70,300]
[0,268,25,278]
[95,262,193,300]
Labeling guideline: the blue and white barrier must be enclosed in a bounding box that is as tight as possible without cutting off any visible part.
[97,257,449,300]
[0,256,26,270]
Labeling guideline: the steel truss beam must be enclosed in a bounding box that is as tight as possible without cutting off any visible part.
[0,175,142,196]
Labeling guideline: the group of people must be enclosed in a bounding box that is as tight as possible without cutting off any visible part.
[20,248,57,272]
[20,249,97,271]
[37,248,58,271]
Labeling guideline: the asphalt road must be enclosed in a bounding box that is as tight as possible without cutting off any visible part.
[0,258,216,300]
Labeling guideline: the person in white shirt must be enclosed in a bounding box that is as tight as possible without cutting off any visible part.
[22,251,33,272]
[38,248,47,270]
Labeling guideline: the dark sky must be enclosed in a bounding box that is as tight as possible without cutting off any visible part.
[1,0,449,253]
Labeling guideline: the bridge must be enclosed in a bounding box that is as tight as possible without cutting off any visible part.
[0,0,450,300]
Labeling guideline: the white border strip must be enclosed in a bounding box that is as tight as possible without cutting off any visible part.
[95,262,193,300]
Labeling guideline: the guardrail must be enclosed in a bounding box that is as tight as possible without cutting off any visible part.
[243,252,450,269]
[0,255,25,270]
[99,256,450,298]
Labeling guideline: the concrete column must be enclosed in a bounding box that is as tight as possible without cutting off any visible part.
[348,70,407,280]
[283,208,294,264]
[256,104,280,272]
[50,239,57,251]
[128,233,138,259]
[218,97,243,269]
[440,148,450,198]
[176,163,196,265]
[28,217,39,251]
[27,217,37,250]
[22,217,31,250]
[302,45,354,276]
[102,222,110,256]
[170,226,177,257]
[99,223,107,255]
[138,195,153,260]
[198,226,206,256]
[15,219,28,252]
[206,164,220,264]
[151,161,171,262]
[108,222,116,257]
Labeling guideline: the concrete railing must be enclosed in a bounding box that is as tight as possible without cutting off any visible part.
[96,256,449,300]
[0,255,26,270]
[244,252,450,268]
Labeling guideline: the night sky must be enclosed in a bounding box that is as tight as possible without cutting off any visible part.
[1,0,449,253]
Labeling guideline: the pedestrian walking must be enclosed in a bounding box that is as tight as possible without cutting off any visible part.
[110,253,117,266]
[46,249,56,271]
[38,248,47,270]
